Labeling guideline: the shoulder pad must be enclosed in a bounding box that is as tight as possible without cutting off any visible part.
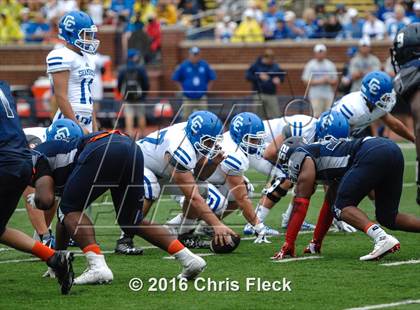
[221,152,249,175]
[46,48,74,73]
[168,138,197,171]
[287,150,308,183]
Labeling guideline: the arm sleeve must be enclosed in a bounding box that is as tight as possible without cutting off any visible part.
[32,155,53,185]
[207,64,216,81]
[245,63,257,82]
[139,68,150,92]
[172,65,182,82]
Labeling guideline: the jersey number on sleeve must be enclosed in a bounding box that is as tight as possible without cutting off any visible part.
[80,78,94,104]
[0,89,15,118]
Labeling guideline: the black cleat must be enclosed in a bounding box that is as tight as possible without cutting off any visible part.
[115,237,144,255]
[178,233,211,249]
[47,251,74,295]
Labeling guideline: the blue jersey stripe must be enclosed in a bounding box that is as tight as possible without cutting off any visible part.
[47,56,63,61]
[48,62,63,66]
[293,122,297,136]
[174,150,189,165]
[208,188,221,212]
[224,159,240,170]
[342,104,354,116]
[340,108,351,119]
[227,155,241,166]
[299,122,303,136]
[144,176,153,199]
[178,147,192,161]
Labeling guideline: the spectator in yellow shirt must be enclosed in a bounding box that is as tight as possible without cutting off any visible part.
[0,13,24,44]
[133,0,156,24]
[232,9,264,43]
[0,0,23,20]
[156,0,177,25]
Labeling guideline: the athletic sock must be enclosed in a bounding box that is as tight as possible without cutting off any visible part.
[285,198,310,245]
[167,239,185,255]
[32,241,55,261]
[313,199,333,245]
[82,244,102,255]
[282,202,294,225]
[364,223,387,241]
[167,213,183,226]
[179,217,197,235]
[255,204,270,222]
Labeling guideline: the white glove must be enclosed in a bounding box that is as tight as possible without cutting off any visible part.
[26,193,36,208]
[333,219,357,233]
[254,223,271,244]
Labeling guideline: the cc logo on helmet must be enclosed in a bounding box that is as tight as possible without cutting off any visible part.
[63,15,76,32]
[368,78,381,95]
[321,114,334,129]
[232,116,244,132]
[54,127,71,140]
[190,115,204,134]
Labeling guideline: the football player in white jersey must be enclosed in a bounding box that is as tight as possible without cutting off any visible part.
[169,112,274,243]
[46,11,99,134]
[138,111,237,245]
[23,120,83,249]
[332,71,414,142]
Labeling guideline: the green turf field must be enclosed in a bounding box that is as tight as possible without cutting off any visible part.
[1,145,419,310]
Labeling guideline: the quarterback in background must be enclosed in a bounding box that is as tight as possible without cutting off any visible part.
[47,10,99,134]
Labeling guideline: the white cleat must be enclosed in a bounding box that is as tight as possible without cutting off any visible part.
[176,251,206,280]
[74,266,114,285]
[74,253,114,285]
[360,235,400,261]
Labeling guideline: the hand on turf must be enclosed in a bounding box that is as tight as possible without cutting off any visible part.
[213,225,237,247]
[271,242,296,260]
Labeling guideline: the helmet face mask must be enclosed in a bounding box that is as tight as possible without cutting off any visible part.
[194,134,223,159]
[376,90,396,112]
[75,26,100,54]
[239,131,266,158]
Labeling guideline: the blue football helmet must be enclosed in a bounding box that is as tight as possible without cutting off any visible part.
[46,119,84,141]
[58,11,99,54]
[229,112,266,158]
[315,110,350,140]
[185,111,223,159]
[360,71,396,112]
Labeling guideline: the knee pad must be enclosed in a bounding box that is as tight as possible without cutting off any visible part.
[262,177,288,203]
[207,184,228,217]
[144,168,160,200]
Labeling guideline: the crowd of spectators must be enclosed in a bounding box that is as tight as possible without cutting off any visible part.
[215,0,420,43]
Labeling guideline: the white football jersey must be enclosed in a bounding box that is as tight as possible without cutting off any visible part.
[263,114,317,143]
[331,91,391,136]
[46,46,96,132]
[137,122,199,178]
[207,132,249,185]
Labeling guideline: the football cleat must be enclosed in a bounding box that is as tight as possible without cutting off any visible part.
[42,267,56,278]
[67,238,79,247]
[176,251,207,280]
[47,251,74,295]
[303,240,321,254]
[333,219,357,233]
[282,220,315,231]
[178,233,210,249]
[244,223,280,236]
[271,242,296,260]
[115,236,144,255]
[193,222,214,237]
[359,235,400,261]
[74,252,113,285]
[243,223,255,235]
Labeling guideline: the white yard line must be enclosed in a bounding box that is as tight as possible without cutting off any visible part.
[271,255,322,263]
[0,258,39,264]
[344,299,420,310]
[381,259,420,267]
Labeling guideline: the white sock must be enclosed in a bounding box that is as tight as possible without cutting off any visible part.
[366,224,387,241]
[256,204,270,222]
[282,202,294,224]
[167,213,184,226]
[173,247,195,265]
[179,217,197,235]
